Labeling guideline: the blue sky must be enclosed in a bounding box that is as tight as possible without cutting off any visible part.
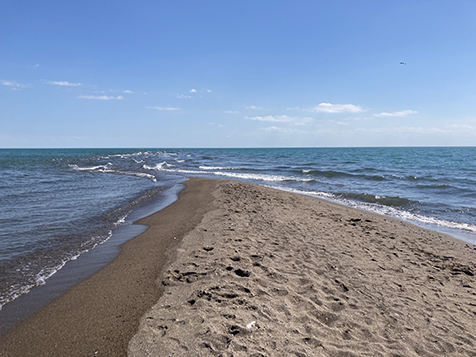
[1,0,475,148]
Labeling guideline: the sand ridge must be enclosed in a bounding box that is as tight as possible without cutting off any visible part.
[129,180,476,356]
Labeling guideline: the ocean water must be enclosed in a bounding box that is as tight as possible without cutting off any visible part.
[1,147,476,311]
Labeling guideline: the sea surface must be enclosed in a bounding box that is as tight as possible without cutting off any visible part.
[1,147,476,311]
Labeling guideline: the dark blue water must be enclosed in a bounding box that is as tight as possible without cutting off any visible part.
[1,147,475,309]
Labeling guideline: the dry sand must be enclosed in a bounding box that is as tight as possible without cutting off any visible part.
[129,179,476,357]
[1,178,475,356]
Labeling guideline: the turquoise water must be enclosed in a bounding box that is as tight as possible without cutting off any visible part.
[1,147,475,309]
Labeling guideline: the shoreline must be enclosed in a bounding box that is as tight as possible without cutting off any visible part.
[0,182,184,337]
[0,178,218,357]
[1,178,475,356]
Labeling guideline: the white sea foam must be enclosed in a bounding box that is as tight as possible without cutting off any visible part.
[35,257,74,286]
[107,152,148,158]
[121,171,157,182]
[70,164,156,182]
[69,164,111,171]
[0,230,114,310]
[99,151,177,160]
[114,214,128,226]
[0,284,31,311]
[147,165,314,183]
[95,168,157,182]
[274,186,476,234]
[199,165,239,170]
[143,162,175,170]
[213,171,314,182]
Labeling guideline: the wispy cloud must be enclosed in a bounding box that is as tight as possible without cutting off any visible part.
[79,95,123,100]
[47,80,82,86]
[177,88,212,98]
[123,90,133,94]
[374,110,418,117]
[246,115,312,125]
[191,88,211,93]
[208,122,226,127]
[1,79,30,89]
[259,126,303,133]
[446,123,475,131]
[246,105,269,110]
[312,103,364,113]
[225,110,239,114]
[260,126,288,133]
[147,106,180,111]
[286,107,303,111]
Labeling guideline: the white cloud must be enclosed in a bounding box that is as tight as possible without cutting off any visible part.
[1,79,30,88]
[225,111,239,114]
[245,115,312,125]
[178,88,211,97]
[260,126,287,132]
[286,107,303,110]
[48,80,82,86]
[259,126,303,133]
[312,103,364,113]
[123,90,134,94]
[374,110,418,117]
[446,123,474,131]
[147,106,180,111]
[79,95,123,100]
[246,105,268,110]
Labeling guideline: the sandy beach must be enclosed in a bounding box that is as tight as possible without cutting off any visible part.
[2,178,476,356]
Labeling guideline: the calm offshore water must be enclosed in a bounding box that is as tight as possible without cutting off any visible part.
[1,147,475,309]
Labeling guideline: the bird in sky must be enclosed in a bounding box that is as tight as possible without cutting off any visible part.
[400,62,406,65]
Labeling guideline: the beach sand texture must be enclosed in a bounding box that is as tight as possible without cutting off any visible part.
[129,179,476,356]
[1,178,475,356]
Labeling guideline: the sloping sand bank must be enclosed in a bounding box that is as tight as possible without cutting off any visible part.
[129,180,476,356]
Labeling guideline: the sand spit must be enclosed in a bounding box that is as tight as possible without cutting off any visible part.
[129,180,476,357]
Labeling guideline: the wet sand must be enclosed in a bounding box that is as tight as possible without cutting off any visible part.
[1,178,476,356]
